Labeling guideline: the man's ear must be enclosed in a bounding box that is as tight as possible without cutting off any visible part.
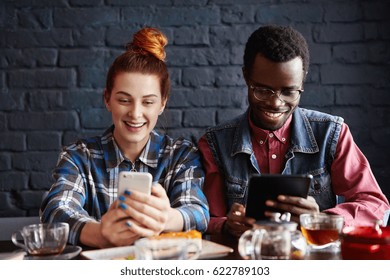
[104,89,111,112]
[242,67,248,84]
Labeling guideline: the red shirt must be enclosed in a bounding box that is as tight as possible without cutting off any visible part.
[250,114,292,174]
[198,117,390,234]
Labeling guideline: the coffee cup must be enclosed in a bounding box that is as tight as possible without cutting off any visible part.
[11,222,69,256]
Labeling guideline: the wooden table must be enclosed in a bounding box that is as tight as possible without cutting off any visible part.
[204,233,341,260]
[0,235,341,260]
[0,241,19,253]
[203,233,241,260]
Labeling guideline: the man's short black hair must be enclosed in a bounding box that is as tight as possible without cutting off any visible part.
[244,25,309,80]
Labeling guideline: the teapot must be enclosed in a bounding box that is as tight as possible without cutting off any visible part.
[238,213,307,260]
[341,220,390,260]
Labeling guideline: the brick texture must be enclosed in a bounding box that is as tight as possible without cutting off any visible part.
[1,0,389,217]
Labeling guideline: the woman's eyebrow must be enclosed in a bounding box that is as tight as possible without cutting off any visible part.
[115,91,131,96]
[115,91,159,98]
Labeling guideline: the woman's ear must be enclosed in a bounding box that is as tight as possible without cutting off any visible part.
[159,99,167,115]
[104,89,111,112]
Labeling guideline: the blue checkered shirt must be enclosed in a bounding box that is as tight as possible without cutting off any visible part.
[40,126,210,245]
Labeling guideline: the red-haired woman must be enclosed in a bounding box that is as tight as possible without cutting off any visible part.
[41,28,209,248]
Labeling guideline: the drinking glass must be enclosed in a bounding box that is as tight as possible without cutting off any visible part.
[300,213,344,253]
[12,222,69,256]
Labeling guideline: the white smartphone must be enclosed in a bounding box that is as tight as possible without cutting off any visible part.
[118,171,152,196]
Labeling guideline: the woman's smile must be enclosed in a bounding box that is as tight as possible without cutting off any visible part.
[124,121,146,129]
[105,72,166,160]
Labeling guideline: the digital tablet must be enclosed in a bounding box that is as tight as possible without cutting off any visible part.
[245,174,313,221]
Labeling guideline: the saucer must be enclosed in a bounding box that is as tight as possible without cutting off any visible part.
[24,245,82,260]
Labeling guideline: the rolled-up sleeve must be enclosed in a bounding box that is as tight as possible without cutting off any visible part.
[40,147,100,245]
[324,124,390,225]
[166,145,210,233]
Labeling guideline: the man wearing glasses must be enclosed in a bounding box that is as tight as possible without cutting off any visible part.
[198,25,390,237]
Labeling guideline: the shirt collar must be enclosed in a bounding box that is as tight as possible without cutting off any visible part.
[101,125,162,172]
[232,107,320,156]
[248,110,292,145]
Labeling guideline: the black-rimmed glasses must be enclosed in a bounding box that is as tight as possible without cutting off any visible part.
[248,82,303,103]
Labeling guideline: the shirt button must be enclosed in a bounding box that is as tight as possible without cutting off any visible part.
[271,154,277,159]
[282,137,286,142]
[259,140,264,145]
[269,133,274,138]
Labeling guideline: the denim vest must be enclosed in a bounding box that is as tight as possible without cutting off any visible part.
[204,107,344,212]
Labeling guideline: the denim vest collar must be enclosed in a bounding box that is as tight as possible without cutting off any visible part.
[231,107,319,157]
[231,111,252,156]
[205,106,343,212]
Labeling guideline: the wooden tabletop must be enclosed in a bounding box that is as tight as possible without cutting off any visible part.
[0,234,341,260]
[203,233,341,260]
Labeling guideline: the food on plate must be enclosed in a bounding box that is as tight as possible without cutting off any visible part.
[152,230,202,250]
[110,230,203,259]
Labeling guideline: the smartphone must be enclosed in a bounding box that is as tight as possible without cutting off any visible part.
[118,171,152,196]
[245,174,313,221]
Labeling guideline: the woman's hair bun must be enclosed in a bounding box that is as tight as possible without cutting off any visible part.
[126,27,168,62]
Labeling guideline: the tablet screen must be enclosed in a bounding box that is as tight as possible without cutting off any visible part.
[245,174,313,221]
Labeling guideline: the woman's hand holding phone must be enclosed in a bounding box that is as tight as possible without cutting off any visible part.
[83,176,184,247]
[91,172,156,247]
[117,183,183,237]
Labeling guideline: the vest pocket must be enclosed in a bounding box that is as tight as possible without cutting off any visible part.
[309,169,331,195]
[225,176,247,203]
[307,169,337,211]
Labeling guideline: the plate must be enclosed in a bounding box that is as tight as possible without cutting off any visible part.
[198,239,234,259]
[81,245,135,260]
[24,245,82,260]
[81,240,233,260]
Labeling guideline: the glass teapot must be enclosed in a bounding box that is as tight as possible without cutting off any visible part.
[238,213,307,260]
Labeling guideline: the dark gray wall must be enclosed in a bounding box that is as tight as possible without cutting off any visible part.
[1,0,389,216]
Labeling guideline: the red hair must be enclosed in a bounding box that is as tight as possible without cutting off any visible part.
[105,27,170,102]
[128,27,168,62]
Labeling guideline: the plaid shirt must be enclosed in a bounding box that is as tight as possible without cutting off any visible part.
[40,126,210,245]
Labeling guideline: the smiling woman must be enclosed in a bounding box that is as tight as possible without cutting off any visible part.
[40,27,210,249]
[105,72,165,161]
